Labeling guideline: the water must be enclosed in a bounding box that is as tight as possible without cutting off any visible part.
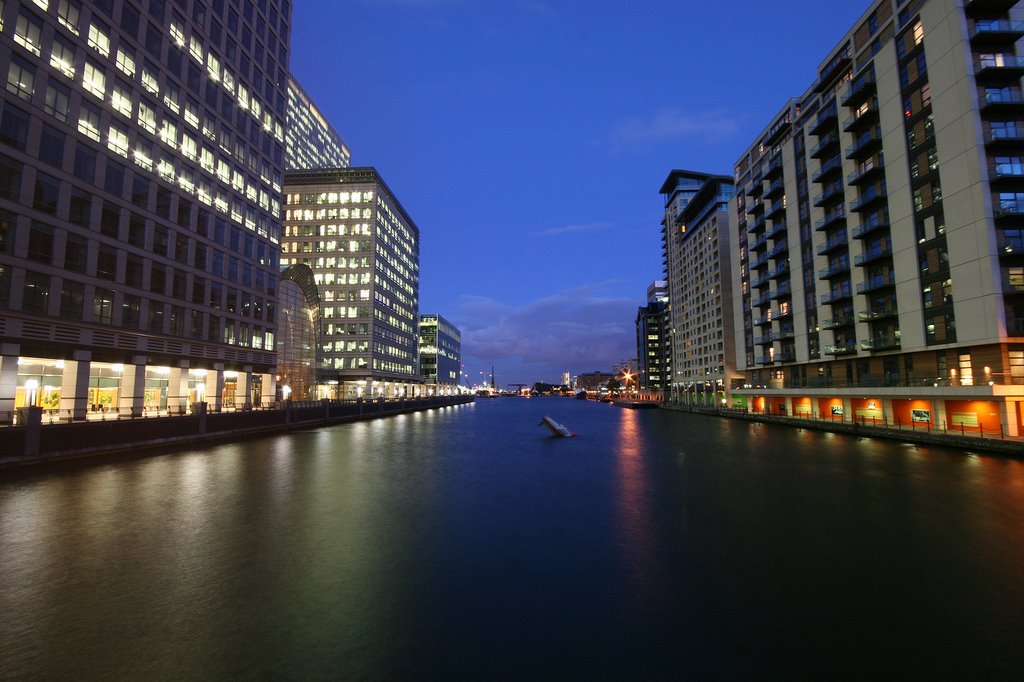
[2,398,1024,679]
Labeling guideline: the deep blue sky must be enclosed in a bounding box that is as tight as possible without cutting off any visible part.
[290,0,870,387]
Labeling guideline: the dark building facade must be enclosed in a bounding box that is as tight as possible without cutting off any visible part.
[418,313,461,395]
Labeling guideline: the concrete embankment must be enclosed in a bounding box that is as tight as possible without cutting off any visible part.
[0,396,474,468]
[661,404,1024,457]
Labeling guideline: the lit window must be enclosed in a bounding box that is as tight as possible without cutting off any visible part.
[14,12,42,56]
[169,20,185,46]
[137,100,156,134]
[108,124,129,157]
[50,38,76,78]
[77,104,100,141]
[115,48,136,77]
[189,35,203,63]
[141,66,159,95]
[6,57,34,101]
[111,83,132,117]
[181,133,197,160]
[82,60,106,99]
[87,22,110,57]
[163,83,180,113]
[57,0,80,35]
[184,100,199,128]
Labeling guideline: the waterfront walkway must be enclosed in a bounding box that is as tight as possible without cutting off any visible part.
[0,395,474,467]
[663,404,1024,457]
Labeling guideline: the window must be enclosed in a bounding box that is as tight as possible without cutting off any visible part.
[64,233,87,272]
[107,123,129,157]
[60,280,85,320]
[153,225,168,256]
[78,102,101,141]
[115,47,136,77]
[38,125,65,168]
[137,99,157,134]
[6,55,35,101]
[148,301,164,332]
[100,201,120,237]
[0,154,22,201]
[73,144,96,182]
[57,0,81,35]
[87,20,110,57]
[93,287,114,324]
[104,161,124,196]
[124,254,143,287]
[22,271,51,314]
[111,82,132,117]
[82,60,106,99]
[27,222,54,263]
[141,63,159,95]
[0,104,30,150]
[44,82,70,122]
[68,187,92,227]
[96,246,117,281]
[14,11,42,56]
[33,172,60,214]
[122,294,141,329]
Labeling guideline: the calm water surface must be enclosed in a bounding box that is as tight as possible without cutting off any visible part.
[2,398,1024,679]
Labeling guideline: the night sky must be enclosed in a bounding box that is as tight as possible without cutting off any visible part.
[290,0,870,387]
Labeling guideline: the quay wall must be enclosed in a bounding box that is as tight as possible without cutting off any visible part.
[0,396,474,467]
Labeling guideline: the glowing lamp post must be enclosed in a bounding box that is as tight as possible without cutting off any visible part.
[282,384,292,402]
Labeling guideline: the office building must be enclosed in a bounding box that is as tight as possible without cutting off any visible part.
[0,0,291,418]
[729,0,1024,433]
[418,313,461,395]
[661,171,739,406]
[282,167,421,398]
[635,280,669,398]
[285,75,349,171]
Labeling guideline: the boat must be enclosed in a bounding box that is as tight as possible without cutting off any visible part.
[574,388,587,400]
[539,415,575,437]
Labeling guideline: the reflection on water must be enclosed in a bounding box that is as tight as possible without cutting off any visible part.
[2,400,1024,678]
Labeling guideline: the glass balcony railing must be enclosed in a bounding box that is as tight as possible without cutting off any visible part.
[856,273,896,294]
[824,343,858,356]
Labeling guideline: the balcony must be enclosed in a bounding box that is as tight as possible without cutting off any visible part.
[765,154,784,178]
[820,287,852,304]
[985,127,1024,148]
[818,261,851,279]
[748,215,767,234]
[776,348,797,363]
[845,128,883,159]
[810,132,840,159]
[751,315,768,327]
[774,329,795,340]
[766,201,787,220]
[749,234,768,251]
[854,243,892,266]
[852,214,890,238]
[997,232,1024,255]
[750,254,771,270]
[815,210,847,232]
[769,282,792,300]
[841,70,876,108]
[856,272,896,294]
[966,0,1017,13]
[746,179,764,197]
[754,335,774,346]
[990,162,1024,183]
[767,240,789,260]
[764,179,785,200]
[975,54,1024,78]
[751,295,772,308]
[755,355,774,366]
[980,89,1024,113]
[824,343,858,356]
[859,306,899,322]
[848,160,884,186]
[842,103,879,132]
[969,20,1024,45]
[994,199,1024,219]
[809,103,838,136]
[850,187,887,213]
[750,272,772,289]
[817,234,849,255]
[821,315,855,330]
[813,184,845,207]
[771,306,793,319]
[811,156,844,183]
[768,262,790,279]
[861,335,902,351]
[765,221,787,240]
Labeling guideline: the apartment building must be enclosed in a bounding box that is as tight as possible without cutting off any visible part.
[661,170,739,406]
[0,0,291,418]
[730,0,1024,434]
[282,167,421,398]
[635,280,669,398]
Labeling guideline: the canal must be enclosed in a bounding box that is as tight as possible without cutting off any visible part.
[2,397,1023,678]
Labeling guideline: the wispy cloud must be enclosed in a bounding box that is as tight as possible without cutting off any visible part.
[533,221,613,237]
[608,107,741,148]
[450,282,640,383]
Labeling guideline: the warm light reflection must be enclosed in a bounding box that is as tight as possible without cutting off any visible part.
[614,409,657,599]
